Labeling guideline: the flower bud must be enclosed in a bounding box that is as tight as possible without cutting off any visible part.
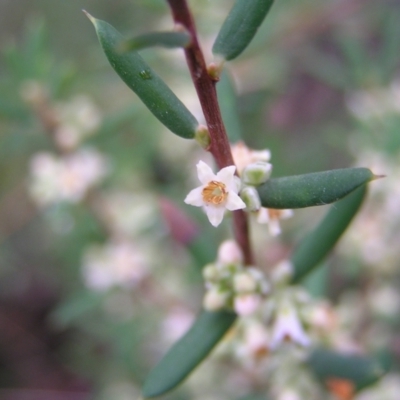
[194,124,211,149]
[217,240,243,265]
[234,294,261,316]
[242,161,272,185]
[202,263,220,282]
[240,186,261,211]
[203,288,229,311]
[233,272,258,293]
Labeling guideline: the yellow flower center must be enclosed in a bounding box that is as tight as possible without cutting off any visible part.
[202,181,228,205]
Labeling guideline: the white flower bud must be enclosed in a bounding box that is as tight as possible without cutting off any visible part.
[203,288,229,311]
[242,162,272,186]
[217,240,243,265]
[234,294,261,316]
[202,263,220,282]
[233,272,258,293]
[240,186,261,211]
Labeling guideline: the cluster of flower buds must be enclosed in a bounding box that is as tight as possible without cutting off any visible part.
[202,240,270,316]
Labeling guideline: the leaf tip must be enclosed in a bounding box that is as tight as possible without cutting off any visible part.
[372,173,386,181]
[82,9,96,24]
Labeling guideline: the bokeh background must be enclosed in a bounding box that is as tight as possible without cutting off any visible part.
[0,0,399,399]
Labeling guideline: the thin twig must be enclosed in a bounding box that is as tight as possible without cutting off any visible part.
[166,0,254,265]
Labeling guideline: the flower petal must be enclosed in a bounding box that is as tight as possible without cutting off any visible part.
[197,160,216,184]
[216,165,236,187]
[204,205,225,227]
[184,186,204,206]
[225,192,246,211]
[257,208,270,223]
[270,305,311,349]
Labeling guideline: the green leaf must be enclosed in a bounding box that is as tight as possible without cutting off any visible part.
[257,168,375,209]
[142,310,236,398]
[212,0,275,61]
[85,11,198,139]
[307,348,385,391]
[291,185,367,283]
[119,31,191,52]
[217,70,243,143]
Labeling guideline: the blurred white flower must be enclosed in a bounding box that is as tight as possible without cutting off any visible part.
[345,80,400,121]
[235,320,270,366]
[270,302,311,349]
[100,191,156,237]
[82,240,148,291]
[184,160,245,227]
[54,95,102,150]
[368,285,400,318]
[231,141,271,175]
[257,208,293,236]
[29,148,108,206]
[277,389,302,400]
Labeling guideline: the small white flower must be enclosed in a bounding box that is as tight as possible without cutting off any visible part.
[257,208,293,236]
[184,161,246,227]
[270,303,311,349]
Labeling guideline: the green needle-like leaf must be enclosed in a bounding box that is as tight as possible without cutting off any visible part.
[119,31,191,52]
[291,185,367,283]
[213,0,275,61]
[257,168,375,209]
[142,310,236,398]
[307,348,385,391]
[84,11,198,139]
[217,70,243,143]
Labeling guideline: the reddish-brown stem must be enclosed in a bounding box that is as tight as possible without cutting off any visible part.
[166,0,254,265]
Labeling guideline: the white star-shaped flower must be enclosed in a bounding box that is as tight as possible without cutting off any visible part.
[184,161,246,227]
[270,302,311,349]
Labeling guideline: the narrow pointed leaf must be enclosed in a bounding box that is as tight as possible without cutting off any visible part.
[142,310,236,398]
[213,0,275,61]
[217,70,243,143]
[119,31,191,52]
[291,185,367,283]
[257,168,374,209]
[85,12,198,139]
[307,348,385,391]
